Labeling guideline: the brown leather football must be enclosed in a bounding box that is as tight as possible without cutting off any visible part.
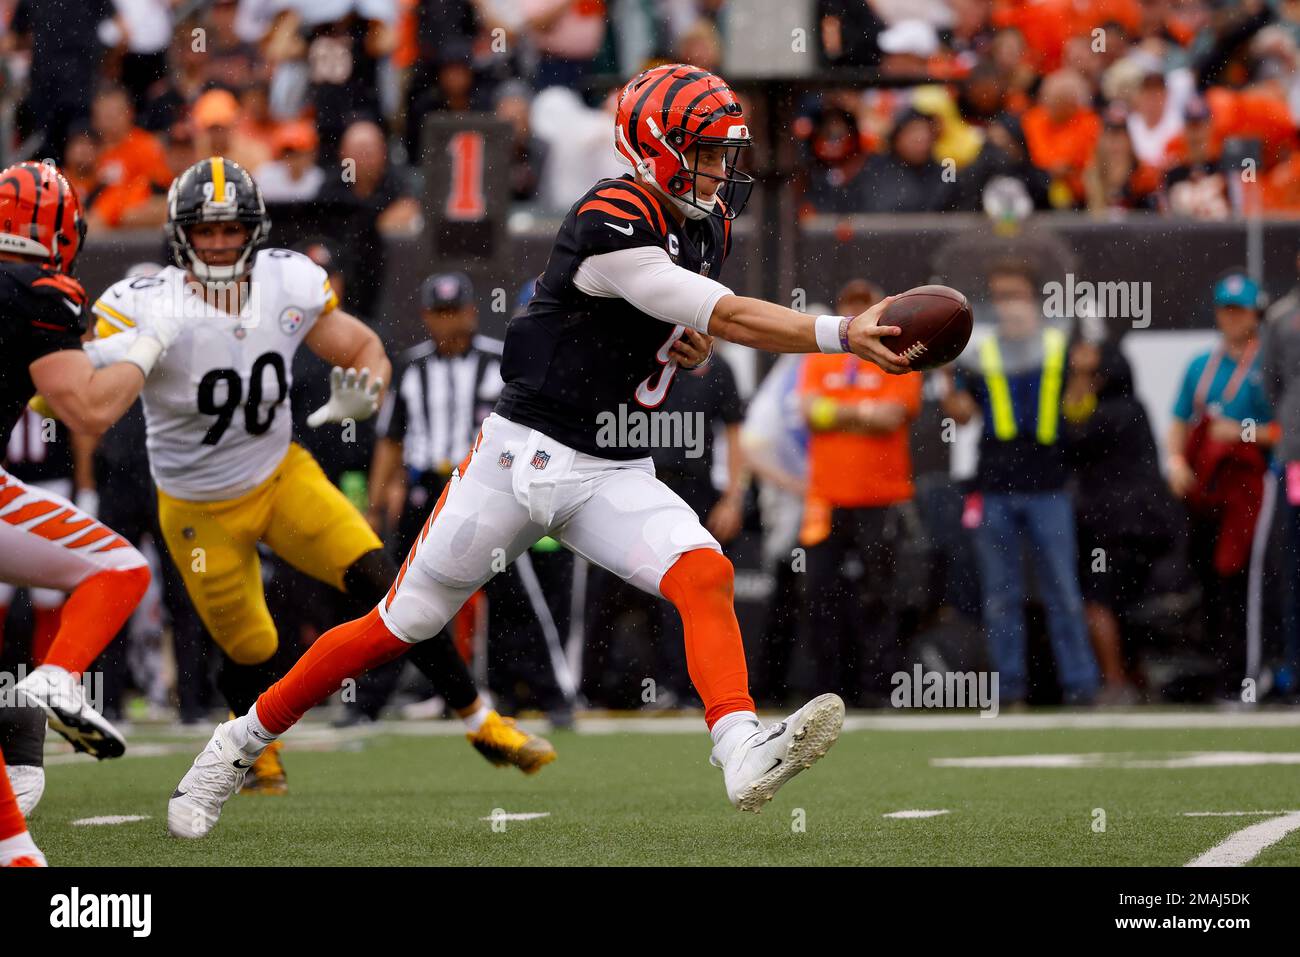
[879,285,973,371]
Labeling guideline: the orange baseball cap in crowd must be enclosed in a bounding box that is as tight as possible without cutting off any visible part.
[192,89,241,130]
[273,121,319,157]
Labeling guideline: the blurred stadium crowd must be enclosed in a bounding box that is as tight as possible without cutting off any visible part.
[8,1,1300,222]
[2,0,1300,724]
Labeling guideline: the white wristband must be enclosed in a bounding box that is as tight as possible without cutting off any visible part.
[815,314,846,354]
[123,336,163,377]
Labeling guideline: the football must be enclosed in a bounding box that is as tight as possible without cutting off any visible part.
[879,284,974,371]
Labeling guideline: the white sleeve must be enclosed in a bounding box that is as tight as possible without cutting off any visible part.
[572,245,733,334]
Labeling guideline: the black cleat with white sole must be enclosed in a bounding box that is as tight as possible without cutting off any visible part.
[16,666,125,760]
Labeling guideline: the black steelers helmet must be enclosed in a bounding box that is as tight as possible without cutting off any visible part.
[166,156,270,283]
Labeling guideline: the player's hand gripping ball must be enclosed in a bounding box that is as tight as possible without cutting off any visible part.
[877,285,973,371]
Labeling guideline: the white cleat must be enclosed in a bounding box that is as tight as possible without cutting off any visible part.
[167,721,254,839]
[0,832,47,867]
[718,693,846,813]
[5,765,45,816]
[16,665,126,760]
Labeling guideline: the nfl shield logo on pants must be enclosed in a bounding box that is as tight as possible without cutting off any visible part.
[498,451,515,469]
[530,449,551,470]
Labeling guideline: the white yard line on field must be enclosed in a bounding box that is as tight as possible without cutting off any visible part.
[933,752,1300,769]
[71,815,151,826]
[883,809,951,819]
[1185,812,1300,867]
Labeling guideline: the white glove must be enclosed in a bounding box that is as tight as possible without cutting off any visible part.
[135,299,187,351]
[123,302,188,376]
[307,366,384,427]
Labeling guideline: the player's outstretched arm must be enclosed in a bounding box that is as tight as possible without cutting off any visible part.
[709,294,910,374]
[28,350,148,439]
[303,309,392,426]
[575,246,910,373]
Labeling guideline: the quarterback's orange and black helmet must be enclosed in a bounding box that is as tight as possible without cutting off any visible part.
[614,63,754,221]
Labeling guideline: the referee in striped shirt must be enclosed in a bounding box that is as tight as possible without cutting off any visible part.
[365,273,577,724]
[369,272,503,549]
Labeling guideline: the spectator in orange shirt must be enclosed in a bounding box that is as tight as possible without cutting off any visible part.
[1262,147,1300,212]
[994,0,1078,72]
[1022,69,1102,207]
[86,84,172,230]
[798,279,924,705]
[993,0,1139,73]
[1203,85,1296,169]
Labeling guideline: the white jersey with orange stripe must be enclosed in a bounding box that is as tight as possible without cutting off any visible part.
[84,249,338,501]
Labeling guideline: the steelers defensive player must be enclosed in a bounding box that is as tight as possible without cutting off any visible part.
[84,158,554,793]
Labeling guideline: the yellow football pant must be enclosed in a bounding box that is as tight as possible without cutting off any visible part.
[157,443,382,665]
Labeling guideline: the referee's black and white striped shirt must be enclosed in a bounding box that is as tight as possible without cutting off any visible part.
[377,334,504,475]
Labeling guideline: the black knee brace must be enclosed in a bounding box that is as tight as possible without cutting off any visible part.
[0,694,46,766]
[406,633,480,712]
[342,548,399,613]
[217,654,287,717]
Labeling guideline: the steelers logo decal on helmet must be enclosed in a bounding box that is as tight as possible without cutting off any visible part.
[166,157,270,285]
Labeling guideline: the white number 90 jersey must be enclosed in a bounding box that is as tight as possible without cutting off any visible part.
[86,249,338,501]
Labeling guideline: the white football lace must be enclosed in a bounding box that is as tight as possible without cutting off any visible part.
[188,752,244,807]
[899,342,928,362]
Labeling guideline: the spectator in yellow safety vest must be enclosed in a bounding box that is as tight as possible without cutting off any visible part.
[940,261,1101,706]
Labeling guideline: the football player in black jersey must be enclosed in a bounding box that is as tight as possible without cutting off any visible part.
[171,64,912,839]
[0,160,194,865]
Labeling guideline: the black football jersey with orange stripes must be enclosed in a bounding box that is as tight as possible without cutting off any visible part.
[0,263,87,452]
[496,174,732,458]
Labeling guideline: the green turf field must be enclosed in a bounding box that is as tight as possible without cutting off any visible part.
[28,714,1300,866]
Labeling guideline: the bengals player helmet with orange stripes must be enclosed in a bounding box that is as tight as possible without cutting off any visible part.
[614,63,754,221]
[0,161,87,274]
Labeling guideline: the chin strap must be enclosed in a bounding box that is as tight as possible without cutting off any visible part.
[640,172,715,220]
[618,119,719,221]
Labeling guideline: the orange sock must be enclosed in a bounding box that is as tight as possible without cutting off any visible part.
[41,566,149,674]
[31,606,62,665]
[659,549,756,728]
[0,750,26,841]
[256,609,409,734]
